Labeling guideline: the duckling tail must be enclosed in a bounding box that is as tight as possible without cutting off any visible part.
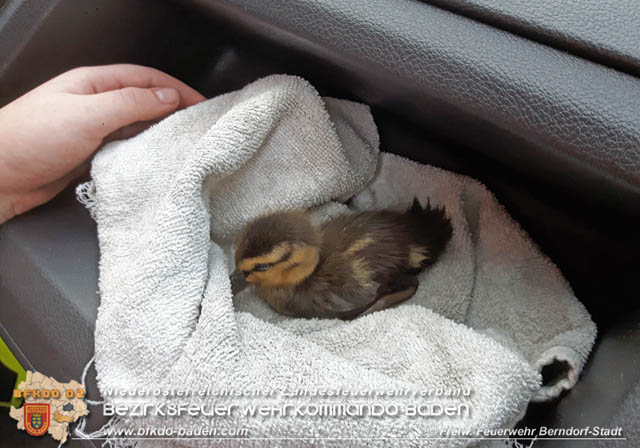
[408,197,453,267]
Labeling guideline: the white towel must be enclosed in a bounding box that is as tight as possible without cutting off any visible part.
[78,74,595,447]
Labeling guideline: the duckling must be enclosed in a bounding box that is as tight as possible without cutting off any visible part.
[233,198,452,319]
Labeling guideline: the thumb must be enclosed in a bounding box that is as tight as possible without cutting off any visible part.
[85,87,180,138]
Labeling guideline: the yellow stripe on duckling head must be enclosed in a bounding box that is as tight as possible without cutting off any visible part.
[247,244,319,287]
[237,242,291,272]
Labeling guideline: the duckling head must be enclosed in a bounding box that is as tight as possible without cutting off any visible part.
[234,210,321,288]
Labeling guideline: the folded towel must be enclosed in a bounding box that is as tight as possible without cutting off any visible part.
[78,74,595,446]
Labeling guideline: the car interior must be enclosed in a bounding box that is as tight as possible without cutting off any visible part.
[0,0,639,446]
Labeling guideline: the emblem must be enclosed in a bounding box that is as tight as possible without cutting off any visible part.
[24,403,50,436]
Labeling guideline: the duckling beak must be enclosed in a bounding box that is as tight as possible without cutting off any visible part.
[230,269,249,295]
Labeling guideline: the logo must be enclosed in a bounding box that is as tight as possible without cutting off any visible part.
[10,370,89,444]
[24,403,50,436]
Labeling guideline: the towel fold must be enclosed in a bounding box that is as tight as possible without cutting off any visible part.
[79,74,595,446]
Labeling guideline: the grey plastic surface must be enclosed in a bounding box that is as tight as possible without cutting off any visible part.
[0,187,101,447]
[423,0,640,77]
[0,187,99,380]
[190,0,640,214]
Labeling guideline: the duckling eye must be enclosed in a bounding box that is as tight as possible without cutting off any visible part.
[253,263,272,272]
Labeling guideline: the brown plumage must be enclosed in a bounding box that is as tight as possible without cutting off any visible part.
[234,198,453,319]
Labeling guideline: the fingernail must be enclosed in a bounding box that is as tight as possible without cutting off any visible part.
[154,88,179,104]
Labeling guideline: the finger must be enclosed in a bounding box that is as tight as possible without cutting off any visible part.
[81,86,182,138]
[54,64,205,108]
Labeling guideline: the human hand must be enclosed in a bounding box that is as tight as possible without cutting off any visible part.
[0,64,205,224]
